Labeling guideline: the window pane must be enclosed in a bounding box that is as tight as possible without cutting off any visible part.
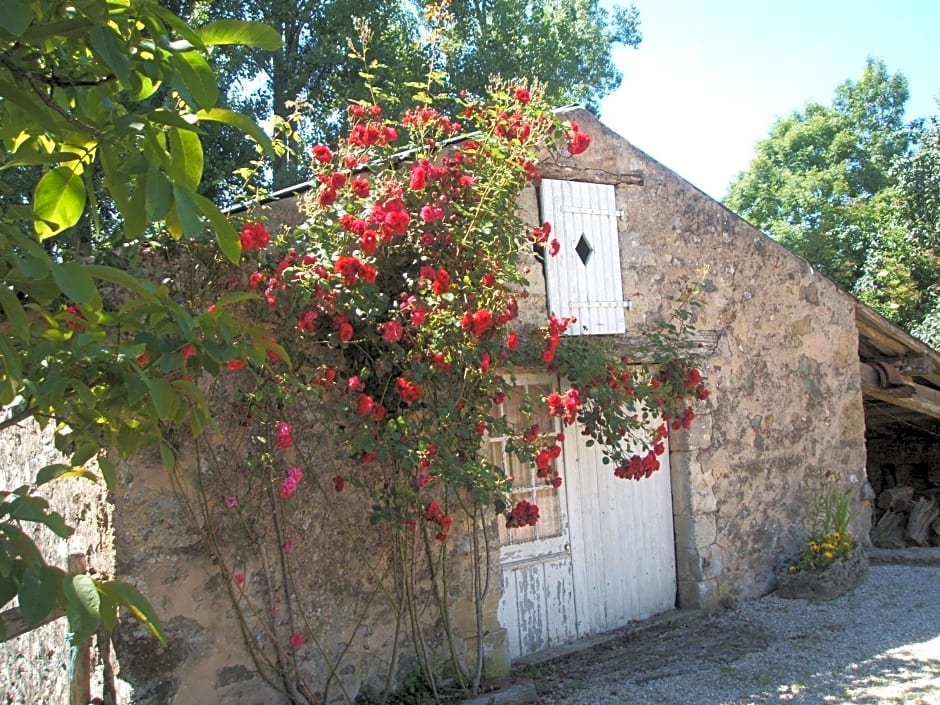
[494,379,565,546]
[534,487,562,538]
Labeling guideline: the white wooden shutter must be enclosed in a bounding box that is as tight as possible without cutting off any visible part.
[541,179,627,335]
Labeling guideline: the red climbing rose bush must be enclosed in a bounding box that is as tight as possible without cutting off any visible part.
[227,80,707,538]
[183,70,709,698]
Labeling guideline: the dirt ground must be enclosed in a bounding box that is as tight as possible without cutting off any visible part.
[514,610,771,701]
[509,561,940,705]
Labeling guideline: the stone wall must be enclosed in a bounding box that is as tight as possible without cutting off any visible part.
[0,421,114,704]
[539,109,869,605]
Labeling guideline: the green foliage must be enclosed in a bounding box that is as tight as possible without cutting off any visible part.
[808,483,852,538]
[168,0,641,192]
[726,59,910,292]
[894,112,940,347]
[726,59,940,347]
[427,0,641,113]
[0,0,278,644]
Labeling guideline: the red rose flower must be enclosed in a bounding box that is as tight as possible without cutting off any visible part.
[275,422,293,449]
[240,222,271,251]
[381,320,404,342]
[567,130,591,155]
[356,394,374,416]
[351,178,370,198]
[312,144,332,163]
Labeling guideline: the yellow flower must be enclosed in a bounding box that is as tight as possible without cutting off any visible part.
[823,551,834,560]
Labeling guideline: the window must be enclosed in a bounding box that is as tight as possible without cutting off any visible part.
[489,381,563,545]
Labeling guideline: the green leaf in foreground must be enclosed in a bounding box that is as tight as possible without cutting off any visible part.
[18,564,61,627]
[64,574,100,645]
[99,580,166,644]
[198,20,283,50]
[34,166,86,239]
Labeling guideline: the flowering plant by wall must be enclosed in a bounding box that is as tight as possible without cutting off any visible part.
[788,483,856,573]
[231,83,705,529]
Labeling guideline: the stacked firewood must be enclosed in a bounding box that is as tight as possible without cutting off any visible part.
[871,486,940,548]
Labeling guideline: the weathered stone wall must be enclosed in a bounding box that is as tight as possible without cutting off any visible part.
[537,109,869,605]
[0,421,114,704]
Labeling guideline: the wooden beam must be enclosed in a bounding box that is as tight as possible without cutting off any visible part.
[0,605,64,643]
[856,303,919,356]
[863,382,940,422]
[615,330,719,360]
[856,302,940,363]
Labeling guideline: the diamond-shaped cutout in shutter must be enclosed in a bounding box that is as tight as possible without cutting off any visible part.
[575,233,593,265]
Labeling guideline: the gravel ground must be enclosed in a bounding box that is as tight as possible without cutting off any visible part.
[522,564,940,705]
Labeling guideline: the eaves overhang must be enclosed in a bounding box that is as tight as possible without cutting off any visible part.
[856,301,940,429]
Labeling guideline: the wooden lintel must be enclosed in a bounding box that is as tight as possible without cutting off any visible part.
[863,382,940,422]
[614,330,719,361]
[537,163,644,187]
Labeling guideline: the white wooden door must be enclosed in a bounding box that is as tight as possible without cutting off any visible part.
[493,376,577,658]
[564,428,677,637]
[541,179,627,336]
[496,378,676,660]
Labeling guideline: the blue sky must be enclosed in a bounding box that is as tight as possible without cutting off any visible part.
[598,0,940,200]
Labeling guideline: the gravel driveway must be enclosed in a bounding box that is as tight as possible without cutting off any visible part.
[519,563,940,705]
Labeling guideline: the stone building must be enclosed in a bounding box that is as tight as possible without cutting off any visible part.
[5,108,937,704]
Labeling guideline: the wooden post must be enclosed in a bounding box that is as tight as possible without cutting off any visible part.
[68,553,91,705]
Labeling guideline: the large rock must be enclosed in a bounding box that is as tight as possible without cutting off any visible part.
[776,549,869,601]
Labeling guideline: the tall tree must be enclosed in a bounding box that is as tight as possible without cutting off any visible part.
[171,0,642,192]
[725,60,940,347]
[428,0,641,112]
[725,59,911,292]
[890,111,940,345]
